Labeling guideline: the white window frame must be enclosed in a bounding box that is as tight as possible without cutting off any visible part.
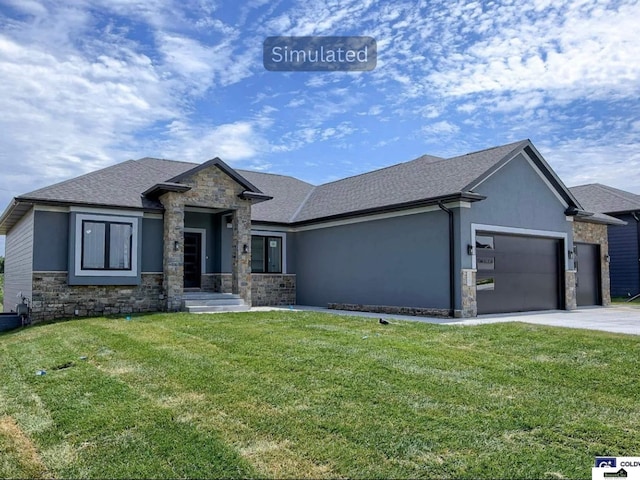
[74,213,139,277]
[250,230,287,274]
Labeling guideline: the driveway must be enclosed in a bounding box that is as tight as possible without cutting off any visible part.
[451,306,640,335]
[253,305,640,335]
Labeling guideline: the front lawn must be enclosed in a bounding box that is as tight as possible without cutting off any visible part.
[1,312,638,478]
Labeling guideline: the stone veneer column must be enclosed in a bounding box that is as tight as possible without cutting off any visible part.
[232,205,252,306]
[565,270,577,310]
[459,269,477,318]
[160,192,185,311]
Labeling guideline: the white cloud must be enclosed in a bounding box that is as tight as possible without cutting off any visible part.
[157,120,268,163]
[544,139,640,194]
[426,0,640,103]
[421,120,460,136]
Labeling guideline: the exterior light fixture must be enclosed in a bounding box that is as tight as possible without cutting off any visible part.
[467,244,474,255]
[242,244,249,254]
[174,240,179,251]
[604,254,611,263]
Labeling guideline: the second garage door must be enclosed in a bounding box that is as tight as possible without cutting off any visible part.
[476,232,563,314]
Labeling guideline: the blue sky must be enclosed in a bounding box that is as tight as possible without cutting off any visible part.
[0,0,639,254]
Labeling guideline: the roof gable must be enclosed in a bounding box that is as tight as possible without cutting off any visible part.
[167,157,263,194]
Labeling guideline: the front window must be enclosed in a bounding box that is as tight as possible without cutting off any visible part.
[74,213,138,278]
[82,220,132,270]
[251,235,282,273]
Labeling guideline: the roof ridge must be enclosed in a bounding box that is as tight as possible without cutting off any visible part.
[314,153,447,189]
[289,185,318,223]
[237,168,316,185]
[19,159,137,199]
[595,183,640,203]
[135,157,196,179]
[449,139,529,160]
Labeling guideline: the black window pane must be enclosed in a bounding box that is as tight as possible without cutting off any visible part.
[251,236,265,273]
[266,237,282,273]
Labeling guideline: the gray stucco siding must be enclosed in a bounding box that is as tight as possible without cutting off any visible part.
[460,153,574,269]
[33,211,69,271]
[220,215,233,273]
[4,209,34,311]
[295,212,450,309]
[141,217,163,272]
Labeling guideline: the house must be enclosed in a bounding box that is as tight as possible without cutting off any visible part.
[0,139,621,322]
[570,183,640,298]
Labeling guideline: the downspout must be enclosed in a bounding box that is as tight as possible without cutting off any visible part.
[633,212,640,297]
[438,202,455,317]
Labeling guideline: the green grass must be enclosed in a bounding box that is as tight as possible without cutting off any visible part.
[611,296,640,306]
[1,312,639,479]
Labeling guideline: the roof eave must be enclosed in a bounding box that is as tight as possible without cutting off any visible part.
[571,208,627,225]
[238,191,274,204]
[0,199,33,235]
[142,182,192,199]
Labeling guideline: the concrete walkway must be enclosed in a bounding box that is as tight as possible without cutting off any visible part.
[251,304,640,335]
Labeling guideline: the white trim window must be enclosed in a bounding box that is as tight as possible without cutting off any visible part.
[75,214,138,277]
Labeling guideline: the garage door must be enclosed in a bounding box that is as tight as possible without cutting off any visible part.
[476,233,563,314]
[575,243,601,306]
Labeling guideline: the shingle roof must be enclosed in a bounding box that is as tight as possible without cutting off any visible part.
[14,157,311,223]
[3,138,582,231]
[570,183,640,214]
[292,140,527,222]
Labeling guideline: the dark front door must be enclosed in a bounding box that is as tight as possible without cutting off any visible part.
[184,232,202,288]
[476,233,563,314]
[576,243,601,306]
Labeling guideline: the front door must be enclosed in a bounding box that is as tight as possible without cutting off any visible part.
[184,232,202,288]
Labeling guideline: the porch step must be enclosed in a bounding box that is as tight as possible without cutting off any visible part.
[187,305,250,313]
[181,292,248,313]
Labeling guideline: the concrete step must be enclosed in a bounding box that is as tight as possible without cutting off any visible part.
[186,305,250,313]
[183,298,245,307]
[182,292,242,300]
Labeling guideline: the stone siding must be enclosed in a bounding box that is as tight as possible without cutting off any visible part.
[572,221,611,306]
[252,274,296,306]
[459,269,477,318]
[201,273,232,293]
[159,164,253,309]
[31,272,164,323]
[565,270,577,309]
[327,303,450,318]
[203,273,295,306]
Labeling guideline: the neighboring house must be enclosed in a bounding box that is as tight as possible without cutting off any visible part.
[570,183,640,298]
[0,139,621,322]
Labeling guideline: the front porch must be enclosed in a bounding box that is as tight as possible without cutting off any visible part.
[150,157,295,311]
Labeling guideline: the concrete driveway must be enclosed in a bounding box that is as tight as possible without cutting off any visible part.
[450,306,640,335]
[254,305,640,335]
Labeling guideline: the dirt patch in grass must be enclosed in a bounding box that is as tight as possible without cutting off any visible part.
[0,415,51,478]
